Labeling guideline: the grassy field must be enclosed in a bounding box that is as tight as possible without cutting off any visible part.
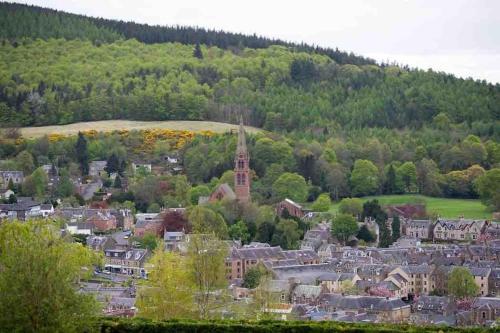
[330,194,492,220]
[20,120,261,138]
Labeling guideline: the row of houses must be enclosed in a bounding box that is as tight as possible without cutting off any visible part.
[403,218,496,242]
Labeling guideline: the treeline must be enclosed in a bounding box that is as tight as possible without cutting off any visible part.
[0,2,121,43]
[0,38,499,132]
[183,131,499,209]
[0,2,374,65]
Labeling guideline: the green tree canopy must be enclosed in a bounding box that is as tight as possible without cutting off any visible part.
[331,213,359,245]
[188,206,228,239]
[188,185,211,205]
[311,193,331,212]
[0,220,99,332]
[271,218,302,250]
[350,159,379,196]
[137,249,196,320]
[447,267,479,299]
[272,172,308,202]
[338,197,363,218]
[474,168,500,210]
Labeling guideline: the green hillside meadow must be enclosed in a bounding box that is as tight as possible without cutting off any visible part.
[330,194,491,219]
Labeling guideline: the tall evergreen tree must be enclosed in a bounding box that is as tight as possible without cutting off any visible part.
[75,132,89,176]
[392,215,401,241]
[105,153,120,175]
[385,164,397,194]
[7,178,15,191]
[193,42,203,59]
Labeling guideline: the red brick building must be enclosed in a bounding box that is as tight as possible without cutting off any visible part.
[276,198,305,219]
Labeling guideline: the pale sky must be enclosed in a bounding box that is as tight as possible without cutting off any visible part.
[13,0,500,83]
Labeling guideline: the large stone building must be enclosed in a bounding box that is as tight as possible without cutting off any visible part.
[403,219,433,240]
[433,219,487,242]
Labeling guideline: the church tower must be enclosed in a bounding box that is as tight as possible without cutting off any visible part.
[234,116,250,203]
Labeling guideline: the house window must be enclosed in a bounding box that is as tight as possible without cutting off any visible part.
[482,312,486,319]
[461,234,464,239]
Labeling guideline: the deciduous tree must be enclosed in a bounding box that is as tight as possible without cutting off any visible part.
[331,214,359,245]
[448,267,479,299]
[0,220,99,332]
[137,249,195,319]
[350,159,379,196]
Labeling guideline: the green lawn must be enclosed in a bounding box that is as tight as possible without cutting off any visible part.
[330,194,492,220]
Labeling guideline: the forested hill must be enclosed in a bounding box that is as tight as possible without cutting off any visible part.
[0,2,374,65]
[0,1,499,135]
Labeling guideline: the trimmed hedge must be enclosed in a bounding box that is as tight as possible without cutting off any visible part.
[98,318,496,333]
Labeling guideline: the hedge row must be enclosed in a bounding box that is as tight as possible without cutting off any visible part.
[98,318,495,333]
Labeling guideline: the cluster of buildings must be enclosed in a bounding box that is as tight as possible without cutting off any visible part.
[2,120,500,327]
[223,222,500,326]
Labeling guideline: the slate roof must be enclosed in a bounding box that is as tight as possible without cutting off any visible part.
[414,296,454,312]
[401,264,434,275]
[467,266,491,278]
[231,246,284,260]
[320,294,409,312]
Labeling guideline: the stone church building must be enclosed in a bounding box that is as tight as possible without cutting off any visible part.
[206,117,251,204]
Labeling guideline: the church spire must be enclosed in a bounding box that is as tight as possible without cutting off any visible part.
[236,115,247,156]
[234,115,250,203]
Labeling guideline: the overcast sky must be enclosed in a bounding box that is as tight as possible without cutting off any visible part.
[14,0,500,83]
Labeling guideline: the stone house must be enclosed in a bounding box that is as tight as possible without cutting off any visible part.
[384,271,410,298]
[468,266,491,296]
[489,268,500,297]
[457,297,500,326]
[226,245,319,281]
[104,248,149,277]
[388,264,435,297]
[0,197,42,221]
[163,230,186,252]
[433,219,487,242]
[89,161,107,177]
[300,222,331,251]
[0,171,23,189]
[403,219,433,239]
